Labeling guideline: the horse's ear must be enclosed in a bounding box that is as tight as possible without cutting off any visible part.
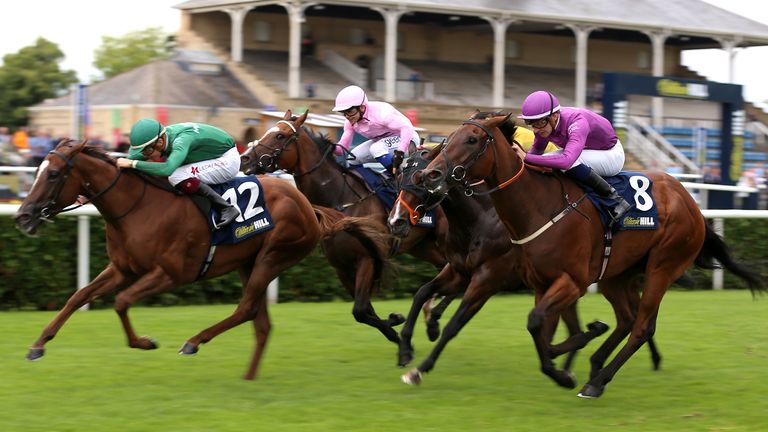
[74,140,88,152]
[283,109,292,120]
[296,110,309,126]
[426,141,443,161]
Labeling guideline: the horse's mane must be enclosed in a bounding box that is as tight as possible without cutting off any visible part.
[303,125,361,180]
[470,110,517,146]
[55,139,117,166]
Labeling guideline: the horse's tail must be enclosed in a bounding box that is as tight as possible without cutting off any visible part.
[312,206,391,280]
[694,221,765,295]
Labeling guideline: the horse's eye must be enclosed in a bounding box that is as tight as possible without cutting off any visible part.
[47,171,60,181]
[277,133,285,140]
[468,136,478,144]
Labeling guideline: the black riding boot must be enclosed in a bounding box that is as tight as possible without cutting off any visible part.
[583,170,632,221]
[195,183,239,228]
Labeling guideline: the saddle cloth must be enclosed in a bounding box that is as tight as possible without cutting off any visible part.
[354,166,436,227]
[582,171,659,231]
[193,176,275,245]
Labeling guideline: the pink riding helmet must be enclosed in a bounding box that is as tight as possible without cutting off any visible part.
[517,91,561,120]
[333,85,368,111]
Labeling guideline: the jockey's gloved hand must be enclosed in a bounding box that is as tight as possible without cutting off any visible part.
[392,150,405,172]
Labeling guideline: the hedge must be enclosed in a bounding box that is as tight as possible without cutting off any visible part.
[0,216,765,310]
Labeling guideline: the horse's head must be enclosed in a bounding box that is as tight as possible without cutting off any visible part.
[388,149,446,238]
[240,109,307,175]
[15,139,89,235]
[421,114,512,194]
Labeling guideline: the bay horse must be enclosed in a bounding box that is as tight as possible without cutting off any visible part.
[240,110,449,346]
[418,114,764,398]
[14,139,389,380]
[389,149,611,385]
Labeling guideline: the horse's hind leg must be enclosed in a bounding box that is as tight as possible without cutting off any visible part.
[553,303,609,372]
[627,286,662,370]
[347,259,401,344]
[244,292,271,380]
[27,264,130,360]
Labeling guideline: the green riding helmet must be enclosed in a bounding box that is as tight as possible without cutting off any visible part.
[128,118,166,158]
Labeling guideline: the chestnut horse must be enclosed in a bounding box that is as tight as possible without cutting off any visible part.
[419,114,764,398]
[15,140,388,380]
[389,149,612,386]
[240,110,449,346]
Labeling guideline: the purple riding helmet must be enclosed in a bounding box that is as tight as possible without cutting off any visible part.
[517,91,561,120]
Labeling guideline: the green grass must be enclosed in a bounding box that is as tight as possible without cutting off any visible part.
[0,291,766,432]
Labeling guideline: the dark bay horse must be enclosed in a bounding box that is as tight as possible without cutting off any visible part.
[240,110,449,345]
[15,139,388,380]
[419,114,764,398]
[389,149,611,386]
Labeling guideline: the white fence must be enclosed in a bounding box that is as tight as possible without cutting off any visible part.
[3,204,768,300]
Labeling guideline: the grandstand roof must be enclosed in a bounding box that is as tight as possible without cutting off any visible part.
[33,56,262,109]
[175,0,768,47]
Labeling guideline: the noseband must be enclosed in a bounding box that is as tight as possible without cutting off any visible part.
[251,120,300,172]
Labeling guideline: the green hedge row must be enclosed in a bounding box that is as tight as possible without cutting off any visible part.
[0,217,765,310]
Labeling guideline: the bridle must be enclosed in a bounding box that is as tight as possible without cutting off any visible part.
[39,147,124,221]
[430,119,525,197]
[394,154,446,225]
[249,120,335,177]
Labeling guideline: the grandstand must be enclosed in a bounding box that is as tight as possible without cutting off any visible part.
[27,0,768,177]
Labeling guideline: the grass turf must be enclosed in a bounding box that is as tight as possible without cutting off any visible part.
[0,290,766,432]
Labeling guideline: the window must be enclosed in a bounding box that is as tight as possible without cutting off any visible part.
[254,21,271,42]
[506,40,519,59]
[637,51,651,69]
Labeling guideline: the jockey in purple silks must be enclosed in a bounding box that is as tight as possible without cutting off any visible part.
[518,90,632,221]
[333,85,421,175]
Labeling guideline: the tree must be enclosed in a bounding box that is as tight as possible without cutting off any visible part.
[93,27,173,79]
[0,38,77,128]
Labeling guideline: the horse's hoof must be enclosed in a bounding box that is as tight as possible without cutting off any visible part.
[142,336,159,350]
[401,369,422,385]
[388,313,406,327]
[559,370,578,389]
[577,383,605,398]
[26,347,45,361]
[398,351,413,368]
[178,342,199,356]
[426,322,440,341]
[587,321,610,336]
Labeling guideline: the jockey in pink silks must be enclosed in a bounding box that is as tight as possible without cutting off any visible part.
[333,85,421,175]
[518,90,632,221]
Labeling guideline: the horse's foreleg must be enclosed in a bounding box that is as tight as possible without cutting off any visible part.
[402,277,495,386]
[114,267,175,350]
[399,266,462,367]
[28,264,129,360]
[424,294,458,342]
[527,273,582,389]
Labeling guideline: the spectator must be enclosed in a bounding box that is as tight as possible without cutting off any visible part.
[115,133,131,154]
[28,130,55,167]
[12,127,30,162]
[702,166,721,183]
[301,32,315,58]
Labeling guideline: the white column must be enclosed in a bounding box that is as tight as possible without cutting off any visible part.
[373,7,406,102]
[78,215,90,311]
[567,24,595,108]
[644,30,671,128]
[716,37,742,83]
[280,1,308,98]
[224,6,250,63]
[483,17,514,108]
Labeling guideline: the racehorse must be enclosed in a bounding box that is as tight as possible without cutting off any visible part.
[240,110,449,346]
[15,139,389,380]
[389,149,611,385]
[418,114,764,397]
